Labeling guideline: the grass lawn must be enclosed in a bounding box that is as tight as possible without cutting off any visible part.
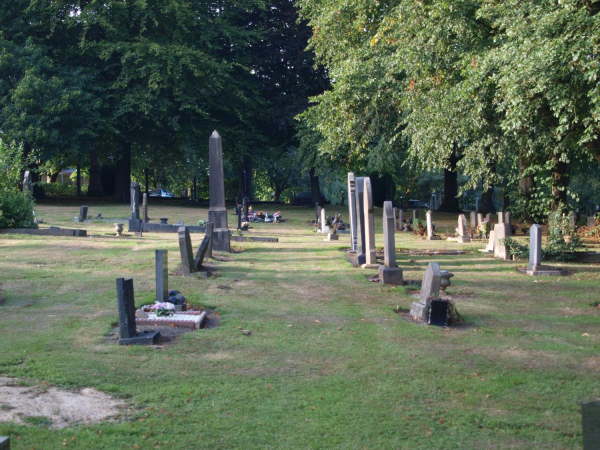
[0,201,599,449]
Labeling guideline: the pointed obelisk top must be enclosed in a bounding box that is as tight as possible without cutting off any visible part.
[210,130,221,139]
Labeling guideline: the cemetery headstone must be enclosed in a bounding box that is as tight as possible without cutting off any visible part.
[426,211,434,240]
[130,182,140,220]
[586,202,595,217]
[498,211,505,225]
[22,170,32,194]
[0,436,8,450]
[356,177,367,265]
[475,197,480,212]
[155,250,168,303]
[321,208,330,234]
[582,401,600,450]
[178,227,196,276]
[410,262,442,322]
[362,177,377,267]
[393,207,398,231]
[588,216,597,228]
[398,208,405,232]
[457,214,470,243]
[315,203,321,223]
[525,224,562,275]
[505,211,512,235]
[142,193,149,223]
[493,223,511,260]
[477,213,484,226]
[79,205,88,222]
[378,201,403,285]
[470,211,477,229]
[206,222,214,258]
[479,229,495,253]
[237,205,242,230]
[117,278,160,345]
[208,131,230,252]
[486,213,493,223]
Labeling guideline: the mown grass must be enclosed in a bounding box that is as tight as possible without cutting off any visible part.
[0,203,599,448]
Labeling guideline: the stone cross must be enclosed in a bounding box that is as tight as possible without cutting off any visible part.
[117,278,136,340]
[142,193,149,223]
[347,173,358,253]
[79,205,88,222]
[493,223,511,260]
[208,131,230,252]
[528,224,542,271]
[130,182,140,220]
[582,401,600,449]
[355,177,367,265]
[178,226,196,276]
[22,170,32,194]
[426,211,433,240]
[410,262,442,322]
[457,214,470,243]
[155,250,168,303]
[378,201,403,285]
[363,177,377,265]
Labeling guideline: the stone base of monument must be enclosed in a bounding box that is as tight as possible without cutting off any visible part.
[212,229,231,252]
[118,330,161,346]
[456,236,470,243]
[519,265,565,276]
[324,233,339,241]
[478,248,493,253]
[410,302,427,322]
[378,266,403,285]
[361,263,380,269]
[136,311,207,329]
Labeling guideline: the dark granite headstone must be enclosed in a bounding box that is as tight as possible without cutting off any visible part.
[429,300,448,326]
[348,173,358,253]
[142,193,149,223]
[79,205,88,222]
[208,131,230,252]
[130,182,140,220]
[379,201,403,285]
[206,222,214,259]
[0,436,9,450]
[178,226,195,276]
[237,205,242,230]
[116,278,160,345]
[582,401,600,450]
[155,250,168,303]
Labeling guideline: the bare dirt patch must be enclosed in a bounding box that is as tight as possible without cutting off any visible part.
[0,377,126,429]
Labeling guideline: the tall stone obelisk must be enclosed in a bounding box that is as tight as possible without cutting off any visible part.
[208,131,230,252]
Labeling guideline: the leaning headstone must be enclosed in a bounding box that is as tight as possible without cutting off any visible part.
[582,401,600,450]
[155,250,168,303]
[457,214,470,243]
[378,202,403,285]
[347,173,358,252]
[117,278,160,345]
[362,177,377,267]
[470,211,477,229]
[0,436,9,450]
[426,211,434,240]
[410,262,442,322]
[208,131,230,252]
[493,223,511,260]
[79,205,88,222]
[22,170,32,194]
[479,230,495,253]
[356,177,367,265]
[178,226,196,276]
[142,193,149,223]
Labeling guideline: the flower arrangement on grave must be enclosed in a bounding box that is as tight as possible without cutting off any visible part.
[167,290,186,305]
[151,302,175,317]
[455,226,460,237]
[273,211,282,220]
[478,219,490,238]
[257,211,266,219]
[198,219,206,226]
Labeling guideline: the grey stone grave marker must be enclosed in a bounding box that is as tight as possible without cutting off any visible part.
[470,211,477,229]
[117,278,160,345]
[477,213,483,226]
[155,250,168,303]
[398,208,405,231]
[142,193,149,223]
[178,227,196,276]
[410,262,442,322]
[486,213,493,223]
[348,173,358,253]
[356,177,366,265]
[0,436,9,450]
[321,208,330,234]
[457,214,470,243]
[379,201,403,285]
[22,170,32,194]
[582,400,600,450]
[79,205,88,222]
[208,131,230,252]
[498,210,505,225]
[479,229,495,253]
[206,222,214,258]
[493,223,511,260]
[426,211,433,240]
[130,182,140,220]
[315,203,321,224]
[362,177,377,267]
[525,224,562,275]
[475,197,480,211]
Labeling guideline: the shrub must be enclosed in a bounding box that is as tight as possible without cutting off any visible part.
[0,139,36,228]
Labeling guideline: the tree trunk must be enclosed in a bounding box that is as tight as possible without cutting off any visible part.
[551,155,569,213]
[310,167,321,207]
[385,174,395,205]
[481,185,496,214]
[145,168,150,195]
[237,155,253,201]
[87,146,103,196]
[273,188,281,202]
[76,159,82,196]
[438,149,460,212]
[50,172,60,183]
[113,142,131,203]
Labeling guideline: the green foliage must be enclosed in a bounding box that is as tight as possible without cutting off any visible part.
[545,211,586,261]
[0,139,35,228]
[41,183,88,197]
[499,237,530,261]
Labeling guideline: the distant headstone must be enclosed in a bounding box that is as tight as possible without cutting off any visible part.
[470,211,477,229]
[505,211,512,235]
[208,131,230,252]
[22,170,32,194]
[155,250,168,303]
[457,214,470,243]
[582,401,600,450]
[237,205,242,230]
[493,223,511,260]
[379,201,403,285]
[178,226,195,276]
[206,222,214,258]
[117,278,160,345]
[348,174,357,253]
[586,202,595,217]
[356,177,367,265]
[426,211,433,240]
[393,207,398,231]
[362,177,377,266]
[498,211,504,225]
[0,436,9,450]
[410,262,442,322]
[479,229,495,253]
[321,208,330,234]
[527,225,542,271]
[475,197,480,212]
[79,205,88,222]
[142,193,149,223]
[130,182,140,220]
[477,213,483,226]
[315,203,321,223]
[398,208,404,232]
[485,213,493,223]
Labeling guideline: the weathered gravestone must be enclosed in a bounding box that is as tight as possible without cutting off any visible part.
[22,170,32,194]
[477,213,484,227]
[486,213,493,223]
[321,208,330,234]
[208,131,230,252]
[410,262,442,322]
[525,224,562,276]
[378,202,403,285]
[505,211,512,235]
[582,401,600,450]
[131,182,140,220]
[457,214,470,243]
[206,222,214,258]
[0,436,9,450]
[426,211,434,240]
[479,229,495,253]
[393,207,398,231]
[178,226,213,276]
[116,278,160,345]
[493,223,512,260]
[588,216,597,228]
[315,203,321,224]
[79,205,88,222]
[155,250,168,303]
[470,211,477,229]
[398,208,405,231]
[348,173,358,253]
[362,177,378,268]
[142,193,149,223]
[355,177,367,265]
[498,210,505,225]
